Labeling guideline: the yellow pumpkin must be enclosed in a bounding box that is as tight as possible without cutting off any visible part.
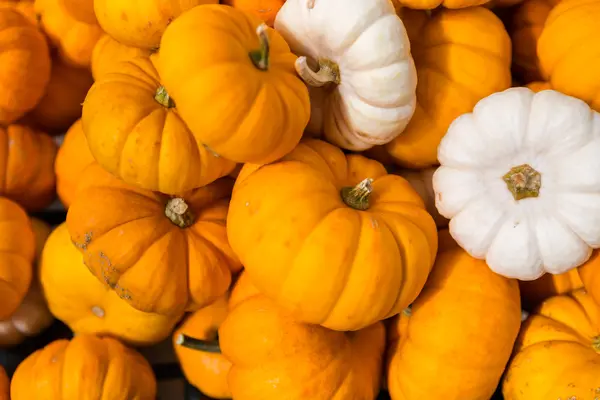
[91,34,152,80]
[227,139,438,331]
[519,269,583,311]
[385,7,512,168]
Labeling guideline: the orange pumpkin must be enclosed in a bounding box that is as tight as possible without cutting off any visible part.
[578,251,600,307]
[82,55,237,194]
[395,167,448,228]
[173,295,231,399]
[35,0,103,68]
[94,0,219,50]
[222,0,284,26]
[27,58,93,133]
[394,0,488,9]
[0,198,35,320]
[227,139,438,331]
[0,366,7,400]
[158,4,310,164]
[0,124,57,211]
[502,289,600,399]
[387,230,522,399]
[0,1,37,24]
[54,119,94,208]
[91,34,152,80]
[385,7,512,168]
[66,163,242,316]
[0,8,51,124]
[519,269,583,311]
[11,334,157,399]
[526,81,552,92]
[59,0,95,24]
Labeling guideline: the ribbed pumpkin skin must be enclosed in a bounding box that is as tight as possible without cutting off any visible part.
[91,34,152,80]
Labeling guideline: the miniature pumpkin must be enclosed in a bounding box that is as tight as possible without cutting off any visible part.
[10,334,157,399]
[59,0,95,24]
[275,0,417,151]
[385,7,512,168]
[0,218,53,347]
[28,58,93,133]
[82,55,237,194]
[158,4,310,164]
[387,230,521,399]
[538,0,600,110]
[434,87,600,280]
[66,163,241,316]
[173,295,231,399]
[396,168,448,228]
[91,34,152,80]
[0,124,57,211]
[222,0,284,26]
[519,269,583,311]
[0,8,51,124]
[41,223,182,346]
[502,289,600,399]
[0,1,37,24]
[0,366,7,400]
[578,250,600,307]
[0,198,35,320]
[227,139,438,331]
[54,119,94,208]
[510,0,561,83]
[94,0,218,50]
[35,0,103,68]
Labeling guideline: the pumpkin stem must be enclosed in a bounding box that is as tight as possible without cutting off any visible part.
[165,198,195,228]
[502,164,541,201]
[176,333,221,353]
[295,57,341,87]
[341,178,374,211]
[155,86,175,108]
[249,24,270,71]
[593,336,600,352]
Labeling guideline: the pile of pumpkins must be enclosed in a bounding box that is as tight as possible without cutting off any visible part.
[0,0,599,398]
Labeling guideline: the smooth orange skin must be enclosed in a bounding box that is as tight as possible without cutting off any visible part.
[222,0,284,27]
[35,0,103,68]
[578,251,600,307]
[91,34,152,80]
[0,125,57,211]
[94,0,218,49]
[227,139,438,331]
[519,269,583,311]
[82,55,237,194]
[41,223,182,346]
[219,272,386,400]
[158,5,310,164]
[387,230,521,400]
[10,334,157,400]
[503,290,600,399]
[66,163,242,316]
[0,9,51,124]
[538,0,600,110]
[0,366,7,400]
[386,7,511,168]
[54,119,94,208]
[174,296,232,399]
[0,198,34,320]
[59,0,96,24]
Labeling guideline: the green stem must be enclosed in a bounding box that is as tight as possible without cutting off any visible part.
[502,164,541,201]
[155,86,175,108]
[175,333,221,353]
[341,178,373,211]
[249,24,270,71]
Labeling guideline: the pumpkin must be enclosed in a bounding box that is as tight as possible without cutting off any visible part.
[35,0,103,68]
[227,139,438,331]
[385,7,512,168]
[526,81,552,92]
[91,34,152,80]
[0,1,37,24]
[82,55,237,194]
[578,250,600,307]
[94,0,218,50]
[502,289,600,399]
[59,0,95,24]
[387,230,521,399]
[0,366,7,400]
[173,295,231,399]
[27,58,93,133]
[0,198,35,320]
[0,124,57,211]
[519,269,583,311]
[396,168,448,228]
[222,0,284,26]
[0,218,53,347]
[275,0,417,151]
[66,163,242,316]
[538,0,600,110]
[511,0,561,83]
[54,119,94,208]
[157,4,310,164]
[41,223,182,346]
[0,8,50,124]
[180,272,385,400]
[10,334,157,399]
[433,87,600,280]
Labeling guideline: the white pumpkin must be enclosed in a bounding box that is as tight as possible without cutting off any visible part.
[433,87,600,280]
[274,0,417,151]
[396,168,448,228]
